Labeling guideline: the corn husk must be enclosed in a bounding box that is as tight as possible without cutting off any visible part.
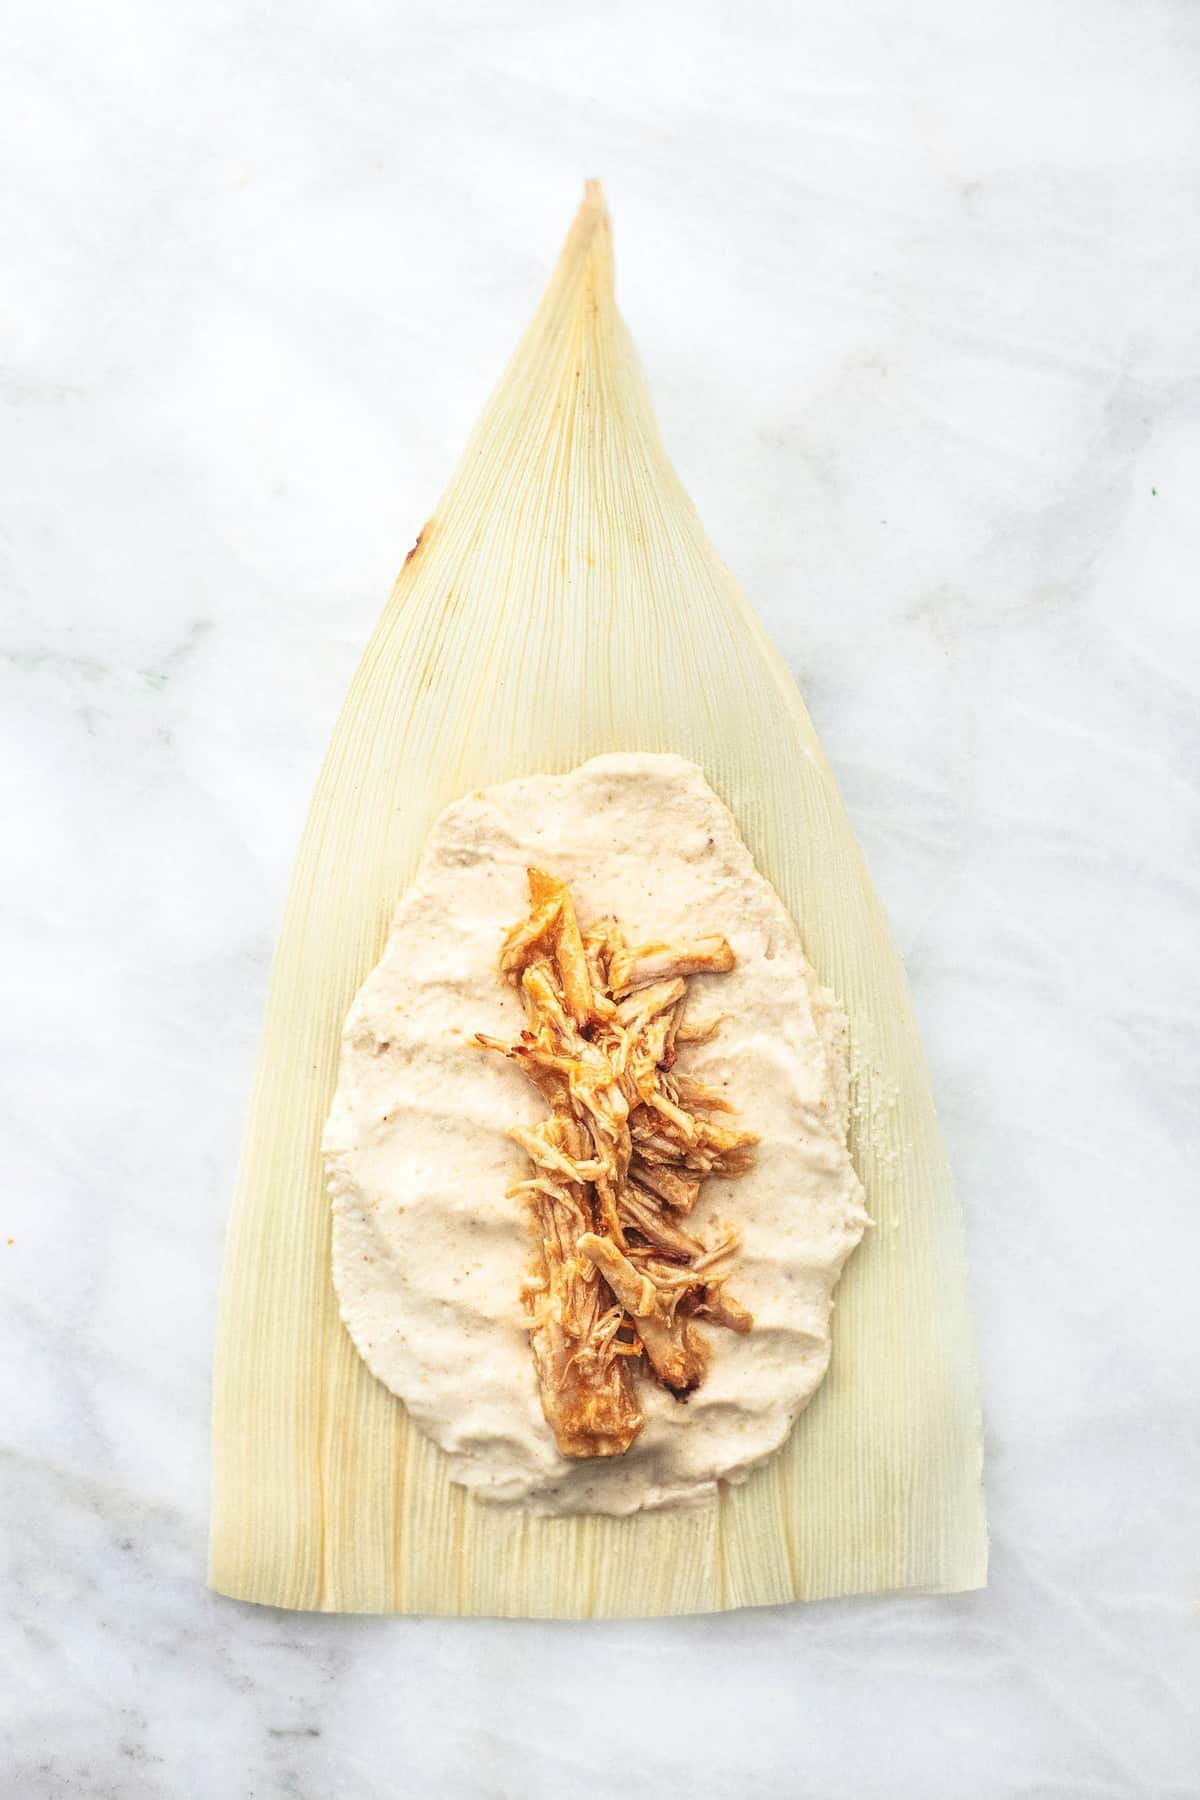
[209,182,986,1617]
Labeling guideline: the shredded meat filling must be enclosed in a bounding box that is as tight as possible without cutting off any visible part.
[477,870,755,1458]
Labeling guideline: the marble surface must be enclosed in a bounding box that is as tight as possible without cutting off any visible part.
[3,0,1199,1793]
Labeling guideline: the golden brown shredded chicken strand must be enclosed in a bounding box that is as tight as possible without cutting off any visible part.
[477,869,755,1459]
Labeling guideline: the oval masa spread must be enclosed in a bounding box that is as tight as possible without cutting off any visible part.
[323,753,869,1515]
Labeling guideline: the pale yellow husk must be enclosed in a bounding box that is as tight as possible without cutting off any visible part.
[210,181,987,1617]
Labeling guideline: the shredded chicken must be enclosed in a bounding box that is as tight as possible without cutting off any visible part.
[477,870,755,1458]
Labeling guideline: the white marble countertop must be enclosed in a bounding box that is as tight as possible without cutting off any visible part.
[4,1,1198,1794]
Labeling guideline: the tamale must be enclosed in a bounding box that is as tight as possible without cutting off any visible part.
[209,181,986,1616]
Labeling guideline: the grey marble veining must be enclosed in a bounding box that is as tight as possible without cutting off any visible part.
[3,0,1198,1794]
